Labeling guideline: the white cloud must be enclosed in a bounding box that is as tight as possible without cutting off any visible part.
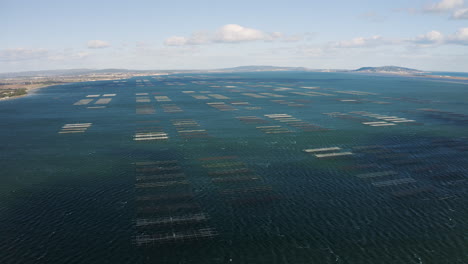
[0,48,92,63]
[185,31,211,45]
[452,8,468,18]
[48,50,91,61]
[413,30,445,44]
[213,24,278,43]
[447,27,468,44]
[75,52,90,58]
[424,0,464,12]
[0,48,49,61]
[164,24,295,46]
[330,35,388,48]
[164,36,189,46]
[410,28,468,46]
[282,34,304,42]
[87,40,111,49]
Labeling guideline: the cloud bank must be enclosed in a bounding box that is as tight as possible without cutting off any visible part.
[452,7,468,18]
[411,28,468,45]
[413,30,445,44]
[0,48,49,61]
[164,24,293,46]
[330,35,389,48]
[424,0,464,12]
[87,40,111,49]
[0,48,92,63]
[447,27,468,44]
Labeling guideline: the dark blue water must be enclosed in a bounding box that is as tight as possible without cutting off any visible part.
[0,72,467,264]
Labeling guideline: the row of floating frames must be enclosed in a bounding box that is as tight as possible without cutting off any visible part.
[94,98,112,105]
[171,119,210,139]
[199,156,277,206]
[299,86,320,90]
[381,96,434,104]
[136,96,151,103]
[133,122,169,141]
[206,102,237,111]
[136,105,155,114]
[273,87,295,91]
[336,98,365,104]
[236,116,269,124]
[223,86,246,93]
[303,146,353,159]
[334,90,377,96]
[135,93,155,115]
[136,213,210,227]
[323,112,372,123]
[134,160,217,246]
[417,108,468,125]
[297,91,334,96]
[351,111,421,126]
[73,99,94,105]
[89,94,114,100]
[230,101,250,106]
[87,106,106,109]
[235,101,262,110]
[348,143,466,198]
[74,94,116,105]
[366,99,391,105]
[270,100,306,107]
[154,96,172,102]
[256,125,293,134]
[134,228,218,246]
[264,114,330,132]
[208,94,230,99]
[191,95,210,100]
[58,123,92,134]
[258,93,285,98]
[354,166,419,190]
[161,104,183,113]
[230,101,262,110]
[135,80,154,87]
[241,93,268,98]
[290,91,324,97]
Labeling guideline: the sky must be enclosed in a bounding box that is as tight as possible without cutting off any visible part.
[2,0,468,72]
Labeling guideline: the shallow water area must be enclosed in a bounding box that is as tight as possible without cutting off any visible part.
[0,72,467,264]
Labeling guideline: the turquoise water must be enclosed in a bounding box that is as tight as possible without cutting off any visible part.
[0,72,467,263]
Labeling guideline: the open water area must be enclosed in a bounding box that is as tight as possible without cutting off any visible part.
[0,71,467,263]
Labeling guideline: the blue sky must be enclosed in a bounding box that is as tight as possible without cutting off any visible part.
[2,0,468,72]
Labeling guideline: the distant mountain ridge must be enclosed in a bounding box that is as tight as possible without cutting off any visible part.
[353,66,425,74]
[1,65,431,78]
[0,68,145,78]
[0,66,311,78]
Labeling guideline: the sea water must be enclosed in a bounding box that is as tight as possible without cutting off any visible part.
[0,72,467,263]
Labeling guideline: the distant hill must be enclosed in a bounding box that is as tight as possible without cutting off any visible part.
[353,66,425,74]
[0,68,148,78]
[1,65,431,78]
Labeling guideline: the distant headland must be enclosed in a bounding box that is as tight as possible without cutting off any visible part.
[1,66,467,100]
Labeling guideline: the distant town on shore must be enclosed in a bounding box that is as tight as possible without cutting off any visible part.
[1,66,467,100]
